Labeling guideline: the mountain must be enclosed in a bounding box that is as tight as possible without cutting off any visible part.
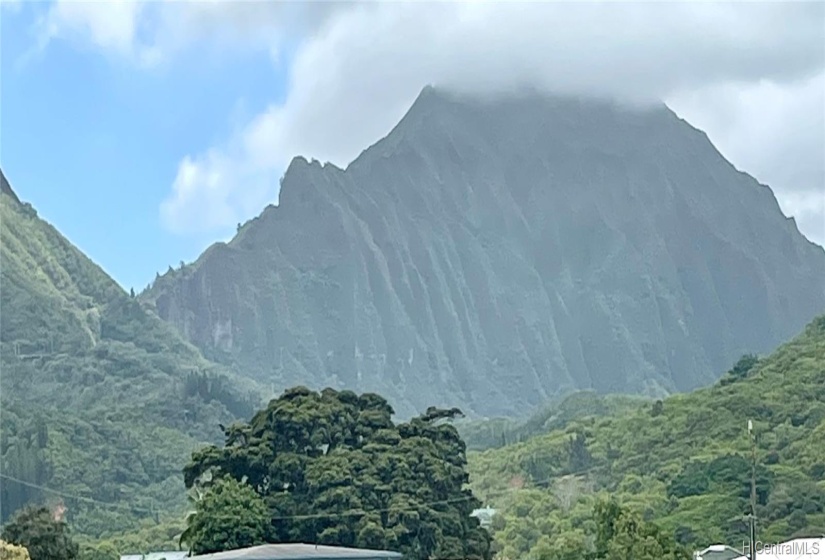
[0,171,262,537]
[468,314,825,557]
[143,87,825,418]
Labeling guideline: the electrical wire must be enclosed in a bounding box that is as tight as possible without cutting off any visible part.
[0,472,491,522]
[0,459,605,523]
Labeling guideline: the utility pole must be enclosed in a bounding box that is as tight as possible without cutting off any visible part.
[748,420,757,560]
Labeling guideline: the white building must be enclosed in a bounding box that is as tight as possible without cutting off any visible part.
[470,505,497,529]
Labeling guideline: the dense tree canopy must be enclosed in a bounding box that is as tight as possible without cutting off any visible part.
[184,387,491,559]
[593,499,690,560]
[1,506,78,560]
[0,540,31,560]
[180,478,269,554]
[77,543,119,560]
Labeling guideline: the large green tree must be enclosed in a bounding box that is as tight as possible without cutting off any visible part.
[1,506,79,560]
[180,478,270,554]
[77,543,118,560]
[0,540,31,560]
[184,387,491,559]
[593,499,690,560]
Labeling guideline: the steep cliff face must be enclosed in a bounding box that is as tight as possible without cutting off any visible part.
[144,87,825,418]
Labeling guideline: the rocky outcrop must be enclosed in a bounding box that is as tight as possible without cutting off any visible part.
[144,87,825,418]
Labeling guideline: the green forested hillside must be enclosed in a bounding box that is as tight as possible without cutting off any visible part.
[458,391,650,451]
[468,316,825,558]
[0,173,264,542]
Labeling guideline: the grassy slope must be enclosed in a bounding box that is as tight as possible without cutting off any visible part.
[0,181,262,545]
[468,316,825,558]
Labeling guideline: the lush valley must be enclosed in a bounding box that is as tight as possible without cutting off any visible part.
[2,88,825,559]
[0,171,264,541]
[468,316,825,558]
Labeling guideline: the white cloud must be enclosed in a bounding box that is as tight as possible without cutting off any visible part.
[35,0,148,60]
[667,71,825,245]
[157,2,824,243]
[160,147,278,235]
[29,1,824,243]
[31,0,347,67]
[779,190,825,247]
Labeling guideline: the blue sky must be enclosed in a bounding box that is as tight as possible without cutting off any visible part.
[1,2,288,291]
[2,2,822,293]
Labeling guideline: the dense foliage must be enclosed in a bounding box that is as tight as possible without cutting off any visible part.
[180,478,269,554]
[0,540,31,560]
[588,499,690,560]
[458,392,649,451]
[1,507,78,560]
[468,316,825,558]
[76,520,186,555]
[184,387,491,559]
[77,543,119,560]
[0,184,264,539]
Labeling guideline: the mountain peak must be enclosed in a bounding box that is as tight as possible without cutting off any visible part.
[145,88,825,418]
[351,86,699,186]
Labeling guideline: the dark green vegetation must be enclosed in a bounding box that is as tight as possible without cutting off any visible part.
[468,316,825,558]
[180,478,270,554]
[0,172,263,540]
[458,391,649,451]
[1,506,78,560]
[0,539,32,560]
[143,86,825,419]
[553,499,690,560]
[0,506,121,560]
[183,387,491,559]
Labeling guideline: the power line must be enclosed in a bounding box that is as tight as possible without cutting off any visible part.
[1,473,502,558]
[2,462,601,517]
[0,473,476,522]
[0,461,606,523]
[270,496,477,521]
[0,473,149,514]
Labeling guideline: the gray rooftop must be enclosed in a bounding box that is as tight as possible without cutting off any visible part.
[697,552,741,560]
[191,544,402,560]
[121,553,189,560]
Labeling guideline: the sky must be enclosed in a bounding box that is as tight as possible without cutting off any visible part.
[1,1,823,292]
